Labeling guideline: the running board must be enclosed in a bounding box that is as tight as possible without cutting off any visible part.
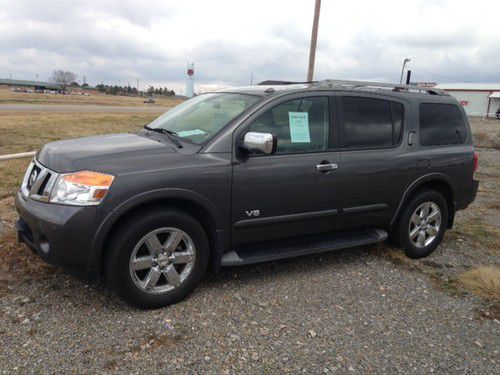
[221,229,387,267]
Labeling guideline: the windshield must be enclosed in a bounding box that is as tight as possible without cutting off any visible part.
[146,93,261,144]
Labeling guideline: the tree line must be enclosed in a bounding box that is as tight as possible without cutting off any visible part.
[95,84,175,97]
[49,69,176,96]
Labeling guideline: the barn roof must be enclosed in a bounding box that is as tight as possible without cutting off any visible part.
[435,83,500,91]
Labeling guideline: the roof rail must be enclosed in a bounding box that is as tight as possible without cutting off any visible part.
[258,80,316,85]
[314,79,449,96]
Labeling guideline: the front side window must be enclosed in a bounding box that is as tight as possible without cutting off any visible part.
[147,93,261,144]
[341,96,404,149]
[419,103,466,146]
[248,96,330,154]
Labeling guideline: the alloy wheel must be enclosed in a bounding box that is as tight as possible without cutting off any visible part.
[129,227,196,294]
[408,202,442,248]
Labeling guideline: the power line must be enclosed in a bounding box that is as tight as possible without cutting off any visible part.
[410,68,474,83]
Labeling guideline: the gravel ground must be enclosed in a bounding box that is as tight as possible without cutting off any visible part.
[0,248,498,374]
[0,119,499,374]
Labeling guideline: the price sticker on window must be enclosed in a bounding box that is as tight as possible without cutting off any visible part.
[289,112,311,143]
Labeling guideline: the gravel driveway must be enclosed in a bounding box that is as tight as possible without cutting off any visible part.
[1,132,499,374]
[0,244,498,373]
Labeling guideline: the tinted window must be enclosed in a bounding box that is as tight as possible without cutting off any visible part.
[419,103,466,146]
[342,97,403,148]
[249,97,329,153]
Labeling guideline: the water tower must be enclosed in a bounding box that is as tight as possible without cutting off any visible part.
[186,63,195,98]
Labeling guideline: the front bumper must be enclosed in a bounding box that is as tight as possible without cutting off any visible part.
[15,191,99,280]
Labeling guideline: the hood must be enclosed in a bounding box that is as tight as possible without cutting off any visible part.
[37,133,178,173]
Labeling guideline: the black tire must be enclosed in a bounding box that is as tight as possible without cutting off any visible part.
[105,208,209,309]
[395,189,448,259]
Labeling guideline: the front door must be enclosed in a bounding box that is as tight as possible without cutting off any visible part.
[231,95,340,246]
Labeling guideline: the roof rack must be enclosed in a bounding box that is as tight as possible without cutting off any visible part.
[258,80,316,85]
[314,79,449,96]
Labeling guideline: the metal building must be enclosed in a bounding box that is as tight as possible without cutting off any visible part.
[435,83,500,117]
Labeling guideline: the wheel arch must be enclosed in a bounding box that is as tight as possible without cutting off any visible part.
[87,189,226,278]
[391,174,456,230]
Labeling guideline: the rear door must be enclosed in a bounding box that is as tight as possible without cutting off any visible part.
[336,93,413,229]
[231,93,340,246]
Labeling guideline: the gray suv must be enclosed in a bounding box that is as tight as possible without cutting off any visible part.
[15,80,479,308]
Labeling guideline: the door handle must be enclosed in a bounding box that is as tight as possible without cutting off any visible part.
[316,163,338,172]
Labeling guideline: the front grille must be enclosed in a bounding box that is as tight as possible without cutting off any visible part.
[21,160,59,202]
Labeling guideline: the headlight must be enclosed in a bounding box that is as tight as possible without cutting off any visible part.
[50,171,114,206]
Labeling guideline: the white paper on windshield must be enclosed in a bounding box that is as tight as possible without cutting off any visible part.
[177,129,206,137]
[288,112,310,143]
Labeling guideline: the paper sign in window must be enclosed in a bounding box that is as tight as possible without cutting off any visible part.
[288,112,310,143]
[177,129,206,137]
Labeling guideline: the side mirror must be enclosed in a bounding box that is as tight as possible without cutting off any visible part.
[241,132,277,155]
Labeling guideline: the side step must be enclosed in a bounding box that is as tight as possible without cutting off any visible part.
[221,229,387,267]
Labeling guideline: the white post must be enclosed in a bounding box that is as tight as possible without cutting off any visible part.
[186,63,195,98]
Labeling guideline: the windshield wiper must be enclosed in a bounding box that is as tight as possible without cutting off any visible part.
[144,125,183,148]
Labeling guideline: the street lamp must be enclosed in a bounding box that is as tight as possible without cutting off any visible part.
[399,58,411,84]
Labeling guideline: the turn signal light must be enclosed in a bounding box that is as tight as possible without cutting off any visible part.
[63,171,114,187]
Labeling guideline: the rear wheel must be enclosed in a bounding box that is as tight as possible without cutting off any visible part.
[105,209,209,309]
[395,190,448,258]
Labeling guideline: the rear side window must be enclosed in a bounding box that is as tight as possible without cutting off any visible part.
[341,97,404,148]
[419,103,466,146]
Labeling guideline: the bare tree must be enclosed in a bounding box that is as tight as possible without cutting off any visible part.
[49,70,77,94]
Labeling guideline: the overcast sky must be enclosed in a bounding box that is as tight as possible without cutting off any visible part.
[1,0,499,93]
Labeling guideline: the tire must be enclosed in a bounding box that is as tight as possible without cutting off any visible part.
[395,189,448,259]
[105,208,209,309]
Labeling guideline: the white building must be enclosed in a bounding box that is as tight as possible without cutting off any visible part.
[434,83,500,117]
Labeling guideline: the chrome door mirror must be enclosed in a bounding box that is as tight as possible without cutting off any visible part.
[241,132,277,155]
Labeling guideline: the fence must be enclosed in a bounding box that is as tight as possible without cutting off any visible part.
[0,151,36,161]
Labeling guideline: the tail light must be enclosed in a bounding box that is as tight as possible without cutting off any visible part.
[473,151,478,173]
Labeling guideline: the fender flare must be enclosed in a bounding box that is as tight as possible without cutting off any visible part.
[390,173,456,227]
[86,188,224,271]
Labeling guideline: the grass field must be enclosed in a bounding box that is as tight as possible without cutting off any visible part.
[0,87,183,107]
[0,111,499,312]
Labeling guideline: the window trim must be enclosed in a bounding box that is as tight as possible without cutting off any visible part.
[235,93,337,157]
[337,94,406,152]
[418,102,467,147]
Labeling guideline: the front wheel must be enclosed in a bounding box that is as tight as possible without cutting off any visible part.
[395,190,448,259]
[105,209,209,309]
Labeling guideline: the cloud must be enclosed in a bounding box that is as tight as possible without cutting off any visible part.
[0,0,499,93]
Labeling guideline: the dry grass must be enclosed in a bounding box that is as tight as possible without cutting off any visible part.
[447,218,500,252]
[0,87,183,107]
[0,159,31,199]
[468,117,500,149]
[457,266,500,301]
[0,111,159,155]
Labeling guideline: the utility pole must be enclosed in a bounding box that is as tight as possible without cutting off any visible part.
[250,72,253,85]
[136,78,140,93]
[399,58,411,84]
[307,0,321,82]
